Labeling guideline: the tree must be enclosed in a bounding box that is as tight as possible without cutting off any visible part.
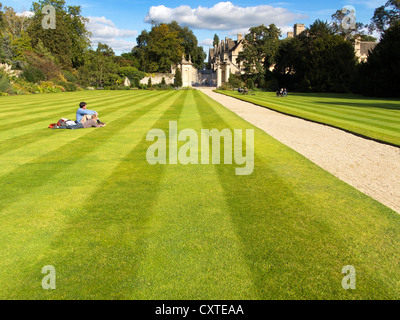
[213,34,219,47]
[133,22,205,73]
[167,21,206,70]
[358,22,400,97]
[133,23,183,73]
[369,0,400,33]
[274,20,357,93]
[78,43,119,87]
[237,24,281,87]
[0,6,33,64]
[28,0,90,68]
[174,67,182,87]
[331,8,367,41]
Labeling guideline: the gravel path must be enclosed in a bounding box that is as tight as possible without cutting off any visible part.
[199,88,400,214]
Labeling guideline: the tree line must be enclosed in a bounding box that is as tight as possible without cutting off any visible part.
[228,0,400,97]
[0,0,399,97]
[0,0,205,95]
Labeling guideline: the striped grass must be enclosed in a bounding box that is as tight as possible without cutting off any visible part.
[215,90,400,147]
[0,90,400,299]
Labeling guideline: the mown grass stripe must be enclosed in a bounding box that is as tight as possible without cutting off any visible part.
[217,91,400,146]
[262,98,400,130]
[0,91,188,299]
[0,91,163,154]
[265,97,400,124]
[199,90,400,299]
[0,91,176,213]
[0,91,146,132]
[0,91,150,120]
[0,90,133,113]
[131,90,257,299]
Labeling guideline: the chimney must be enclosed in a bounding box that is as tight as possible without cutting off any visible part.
[237,33,243,41]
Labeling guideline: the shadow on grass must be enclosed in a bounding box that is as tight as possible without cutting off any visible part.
[19,91,188,299]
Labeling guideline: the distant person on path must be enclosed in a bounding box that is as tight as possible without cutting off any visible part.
[76,102,106,127]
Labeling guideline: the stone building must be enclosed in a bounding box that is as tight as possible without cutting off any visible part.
[171,54,199,87]
[164,23,378,88]
[287,23,306,38]
[353,38,378,63]
[208,34,245,87]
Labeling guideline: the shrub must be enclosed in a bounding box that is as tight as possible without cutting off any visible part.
[228,74,243,88]
[57,81,78,92]
[0,71,13,94]
[62,70,78,83]
[22,66,46,83]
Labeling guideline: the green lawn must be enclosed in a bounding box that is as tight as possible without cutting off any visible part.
[215,90,400,147]
[0,90,400,299]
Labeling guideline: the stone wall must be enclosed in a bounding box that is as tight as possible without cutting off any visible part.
[140,73,175,85]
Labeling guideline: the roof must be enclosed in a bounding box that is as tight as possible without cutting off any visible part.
[360,42,378,56]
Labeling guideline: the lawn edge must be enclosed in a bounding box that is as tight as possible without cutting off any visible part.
[214,90,400,149]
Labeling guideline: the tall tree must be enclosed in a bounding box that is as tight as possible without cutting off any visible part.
[28,0,90,68]
[359,22,400,97]
[167,21,206,70]
[369,0,400,33]
[213,34,219,47]
[274,20,357,93]
[133,23,184,73]
[0,6,33,63]
[78,43,119,87]
[331,8,366,41]
[237,24,281,86]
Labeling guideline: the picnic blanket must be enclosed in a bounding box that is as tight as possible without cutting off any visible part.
[49,118,84,130]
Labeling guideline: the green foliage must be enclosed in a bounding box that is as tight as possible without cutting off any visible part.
[57,80,77,92]
[237,24,281,87]
[168,21,207,70]
[22,65,45,83]
[369,0,400,33]
[0,70,13,94]
[118,66,145,81]
[358,22,400,97]
[331,8,367,41]
[213,34,219,47]
[28,0,90,68]
[62,70,77,82]
[133,21,206,72]
[228,73,243,88]
[24,51,62,81]
[174,68,182,87]
[273,20,357,93]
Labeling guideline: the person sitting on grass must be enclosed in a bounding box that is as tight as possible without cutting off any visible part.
[76,102,106,127]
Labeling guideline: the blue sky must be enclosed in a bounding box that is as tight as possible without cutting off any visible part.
[4,0,386,54]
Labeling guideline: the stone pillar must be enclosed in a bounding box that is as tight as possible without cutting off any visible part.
[217,67,222,87]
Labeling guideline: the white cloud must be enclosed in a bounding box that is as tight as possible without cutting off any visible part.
[91,38,137,53]
[199,38,213,47]
[86,16,138,52]
[16,11,34,18]
[87,16,138,39]
[144,1,307,31]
